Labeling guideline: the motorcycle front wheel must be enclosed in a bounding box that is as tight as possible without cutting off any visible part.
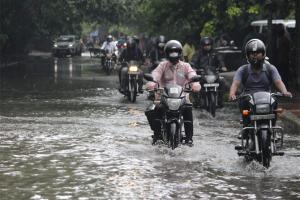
[208,92,216,117]
[128,76,137,103]
[169,122,178,150]
[259,130,271,168]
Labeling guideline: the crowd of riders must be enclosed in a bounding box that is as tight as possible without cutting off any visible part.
[91,33,292,147]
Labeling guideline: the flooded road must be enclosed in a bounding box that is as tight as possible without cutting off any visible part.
[0,55,300,199]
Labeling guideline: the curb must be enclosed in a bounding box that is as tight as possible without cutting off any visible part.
[280,111,300,134]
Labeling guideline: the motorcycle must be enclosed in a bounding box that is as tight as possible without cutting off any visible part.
[234,92,288,168]
[195,67,222,117]
[144,74,201,150]
[124,61,143,103]
[101,49,116,75]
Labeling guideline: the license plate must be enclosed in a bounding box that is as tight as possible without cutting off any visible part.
[204,83,219,87]
[128,71,139,75]
[250,114,275,120]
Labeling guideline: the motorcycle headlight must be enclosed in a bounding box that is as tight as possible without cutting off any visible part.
[69,44,73,47]
[166,98,182,110]
[255,104,270,114]
[53,44,58,47]
[129,66,138,72]
[205,75,217,84]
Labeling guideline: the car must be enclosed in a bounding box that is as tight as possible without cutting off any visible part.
[251,19,295,34]
[52,35,82,57]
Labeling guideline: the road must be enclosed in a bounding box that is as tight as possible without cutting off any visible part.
[0,54,299,199]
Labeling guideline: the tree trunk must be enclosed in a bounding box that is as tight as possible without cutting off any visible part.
[296,0,300,88]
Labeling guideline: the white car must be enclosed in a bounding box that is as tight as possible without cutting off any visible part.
[52,35,82,57]
[251,19,295,34]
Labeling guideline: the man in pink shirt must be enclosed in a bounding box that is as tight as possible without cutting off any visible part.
[145,40,201,146]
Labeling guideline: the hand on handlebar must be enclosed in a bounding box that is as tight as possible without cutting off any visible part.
[283,91,293,98]
[229,93,237,101]
[191,84,201,92]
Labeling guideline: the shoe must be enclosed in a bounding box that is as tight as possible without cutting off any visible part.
[185,139,194,147]
[151,132,162,145]
[118,87,124,94]
[152,135,157,145]
[218,103,224,108]
[138,87,144,93]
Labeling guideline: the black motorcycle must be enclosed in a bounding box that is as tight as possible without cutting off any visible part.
[144,74,201,150]
[101,49,116,75]
[124,61,143,103]
[194,67,222,117]
[234,91,288,168]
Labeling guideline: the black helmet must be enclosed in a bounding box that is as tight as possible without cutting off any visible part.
[133,35,140,44]
[107,35,113,42]
[200,36,213,52]
[157,35,166,50]
[245,39,266,65]
[200,37,213,47]
[127,37,136,48]
[164,40,182,63]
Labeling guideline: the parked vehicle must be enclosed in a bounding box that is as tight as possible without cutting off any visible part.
[144,74,201,150]
[52,35,82,57]
[194,67,222,117]
[251,19,295,34]
[234,92,289,168]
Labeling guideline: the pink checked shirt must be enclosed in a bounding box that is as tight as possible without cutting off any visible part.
[147,60,201,91]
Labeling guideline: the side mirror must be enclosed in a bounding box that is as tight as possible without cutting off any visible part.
[144,73,154,82]
[190,75,201,82]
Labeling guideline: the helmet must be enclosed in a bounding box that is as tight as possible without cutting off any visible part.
[127,37,136,49]
[200,36,213,52]
[133,35,140,44]
[200,37,213,46]
[107,35,113,42]
[156,35,166,50]
[245,39,266,65]
[164,40,182,63]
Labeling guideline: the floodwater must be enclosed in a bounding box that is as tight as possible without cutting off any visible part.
[0,54,299,200]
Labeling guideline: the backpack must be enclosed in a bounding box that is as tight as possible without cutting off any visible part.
[241,62,273,86]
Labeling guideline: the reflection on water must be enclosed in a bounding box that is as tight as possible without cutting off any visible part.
[0,56,300,199]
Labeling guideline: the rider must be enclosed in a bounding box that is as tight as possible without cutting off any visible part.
[149,35,167,71]
[100,35,118,66]
[229,38,292,126]
[182,35,196,63]
[118,36,144,93]
[192,36,226,107]
[145,40,201,146]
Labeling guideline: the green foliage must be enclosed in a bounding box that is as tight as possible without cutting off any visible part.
[0,0,297,54]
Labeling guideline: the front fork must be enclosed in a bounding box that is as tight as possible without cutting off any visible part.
[238,120,284,156]
[204,87,218,107]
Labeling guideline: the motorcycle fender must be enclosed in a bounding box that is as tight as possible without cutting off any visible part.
[258,124,270,130]
[167,119,179,124]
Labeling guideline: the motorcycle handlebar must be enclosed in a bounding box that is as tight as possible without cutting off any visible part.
[231,92,292,102]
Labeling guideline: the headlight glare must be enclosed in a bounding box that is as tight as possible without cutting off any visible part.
[205,75,217,83]
[129,66,138,72]
[255,104,270,114]
[166,98,182,110]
